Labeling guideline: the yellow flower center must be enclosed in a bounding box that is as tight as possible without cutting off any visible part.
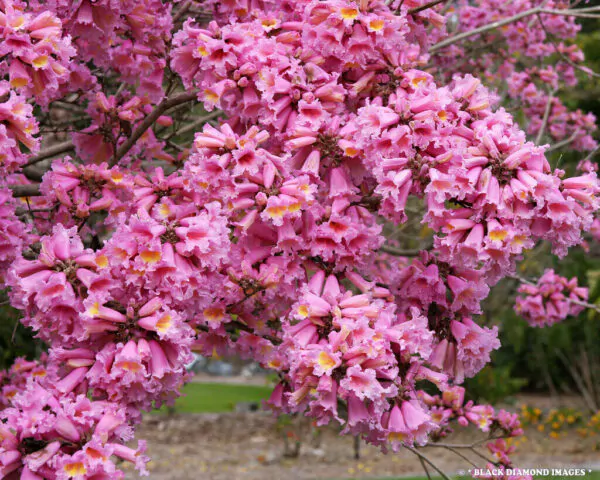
[156,314,172,333]
[369,19,385,31]
[64,463,87,477]
[140,250,161,264]
[340,7,359,20]
[32,55,49,68]
[95,255,109,268]
[10,77,28,88]
[317,351,337,370]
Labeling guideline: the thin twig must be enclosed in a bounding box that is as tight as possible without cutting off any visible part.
[468,446,496,465]
[546,131,579,152]
[431,7,545,52]
[428,436,504,449]
[541,8,600,18]
[418,456,433,480]
[51,101,86,113]
[555,348,599,412]
[536,89,557,145]
[11,319,19,343]
[407,447,452,480]
[582,146,600,164]
[408,0,449,15]
[536,13,600,79]
[442,446,479,468]
[166,110,223,140]
[430,5,598,52]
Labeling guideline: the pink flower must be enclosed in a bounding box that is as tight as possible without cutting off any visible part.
[515,269,588,327]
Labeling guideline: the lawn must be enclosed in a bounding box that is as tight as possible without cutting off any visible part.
[156,382,274,413]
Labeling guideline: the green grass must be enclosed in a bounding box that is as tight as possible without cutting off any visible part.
[156,382,273,413]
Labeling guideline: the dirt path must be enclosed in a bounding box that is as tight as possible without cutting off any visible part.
[123,411,600,480]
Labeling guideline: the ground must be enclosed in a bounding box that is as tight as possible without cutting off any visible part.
[122,382,600,480]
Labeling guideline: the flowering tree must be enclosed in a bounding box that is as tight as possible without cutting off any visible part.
[0,0,599,478]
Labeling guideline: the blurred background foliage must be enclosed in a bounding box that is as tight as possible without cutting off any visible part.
[0,296,38,370]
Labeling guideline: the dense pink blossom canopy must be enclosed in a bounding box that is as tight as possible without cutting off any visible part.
[0,0,598,478]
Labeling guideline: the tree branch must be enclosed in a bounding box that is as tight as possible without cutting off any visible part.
[25,140,75,167]
[173,0,194,23]
[541,8,600,18]
[380,245,427,257]
[166,110,223,140]
[546,131,579,152]
[536,88,557,145]
[10,184,42,197]
[407,447,452,480]
[582,146,600,164]
[418,456,433,480]
[408,0,449,15]
[113,90,199,163]
[430,6,598,52]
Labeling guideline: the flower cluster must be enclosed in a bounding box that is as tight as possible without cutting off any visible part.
[341,74,599,283]
[40,158,134,230]
[269,271,439,449]
[520,404,585,440]
[28,0,173,100]
[0,0,76,105]
[71,93,173,166]
[422,386,529,479]
[0,355,53,408]
[0,82,39,175]
[0,188,31,284]
[514,269,589,327]
[1,378,148,479]
[432,0,598,152]
[422,386,524,440]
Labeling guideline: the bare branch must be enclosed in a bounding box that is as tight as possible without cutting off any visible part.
[173,0,194,23]
[555,348,599,412]
[380,245,425,257]
[113,90,199,163]
[582,146,600,164]
[10,184,42,197]
[418,456,433,480]
[430,7,544,52]
[442,446,478,468]
[546,131,579,152]
[430,6,599,53]
[536,89,557,145]
[541,8,600,18]
[408,0,449,15]
[166,110,223,140]
[407,447,452,480]
[25,140,75,167]
[22,166,45,182]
